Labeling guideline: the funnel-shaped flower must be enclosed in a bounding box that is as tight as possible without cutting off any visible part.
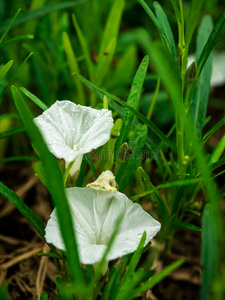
[34,101,113,176]
[45,187,161,265]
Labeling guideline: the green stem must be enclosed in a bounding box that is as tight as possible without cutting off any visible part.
[147,78,160,120]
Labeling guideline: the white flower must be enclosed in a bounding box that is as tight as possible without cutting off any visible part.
[34,100,113,177]
[188,52,225,87]
[86,170,118,192]
[45,187,161,265]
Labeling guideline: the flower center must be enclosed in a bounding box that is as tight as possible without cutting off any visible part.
[73,144,78,151]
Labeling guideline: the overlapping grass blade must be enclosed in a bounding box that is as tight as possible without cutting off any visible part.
[185,0,204,48]
[0,60,13,82]
[0,125,25,139]
[197,9,225,77]
[74,73,172,148]
[131,258,185,298]
[20,87,49,111]
[153,2,176,59]
[201,204,219,300]
[190,16,213,137]
[0,1,87,33]
[11,86,83,288]
[114,56,149,162]
[0,181,45,239]
[203,116,225,142]
[62,31,85,105]
[0,9,21,44]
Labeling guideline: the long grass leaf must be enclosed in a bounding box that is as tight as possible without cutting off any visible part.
[11,86,83,287]
[114,55,149,161]
[153,2,176,59]
[197,10,225,77]
[0,181,45,239]
[190,16,213,137]
[20,87,49,111]
[0,9,21,44]
[0,60,13,82]
[0,125,25,139]
[203,116,225,142]
[62,32,85,105]
[74,73,172,148]
[0,1,87,33]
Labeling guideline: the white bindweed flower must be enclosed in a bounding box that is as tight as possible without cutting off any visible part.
[86,170,118,192]
[188,52,225,87]
[45,187,161,266]
[34,100,113,178]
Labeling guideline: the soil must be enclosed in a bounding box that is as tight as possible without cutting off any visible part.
[0,163,202,300]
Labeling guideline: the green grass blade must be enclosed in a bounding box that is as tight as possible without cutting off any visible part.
[20,87,49,111]
[138,0,175,57]
[74,73,172,148]
[185,0,204,48]
[0,181,45,239]
[0,60,13,82]
[84,154,98,179]
[11,86,83,287]
[0,156,37,163]
[0,1,87,33]
[55,277,74,300]
[98,0,124,59]
[175,222,201,232]
[203,116,225,142]
[132,258,185,297]
[0,34,34,48]
[40,293,48,300]
[62,31,85,105]
[0,8,21,44]
[72,14,93,79]
[118,232,146,290]
[208,134,225,164]
[0,125,25,139]
[114,55,149,161]
[209,156,225,171]
[0,282,11,300]
[201,204,219,300]
[197,10,225,77]
[190,16,213,137]
[153,2,176,59]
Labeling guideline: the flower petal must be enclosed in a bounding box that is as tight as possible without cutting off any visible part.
[34,101,113,162]
[86,170,118,192]
[45,187,161,265]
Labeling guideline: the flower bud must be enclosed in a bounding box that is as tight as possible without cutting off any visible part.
[187,61,197,82]
[117,142,132,164]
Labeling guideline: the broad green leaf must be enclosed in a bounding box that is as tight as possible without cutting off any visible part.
[131,258,185,297]
[0,60,13,82]
[0,181,45,239]
[20,87,49,111]
[197,10,225,77]
[0,1,86,33]
[62,31,85,105]
[153,2,176,59]
[190,16,213,137]
[74,73,172,148]
[11,86,83,287]
[201,204,219,300]
[185,0,204,48]
[203,116,225,142]
[114,55,149,161]
[0,125,25,140]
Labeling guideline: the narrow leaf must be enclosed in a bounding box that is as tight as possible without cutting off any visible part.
[20,87,49,111]
[114,55,149,161]
[0,60,13,82]
[0,181,45,239]
[74,73,172,148]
